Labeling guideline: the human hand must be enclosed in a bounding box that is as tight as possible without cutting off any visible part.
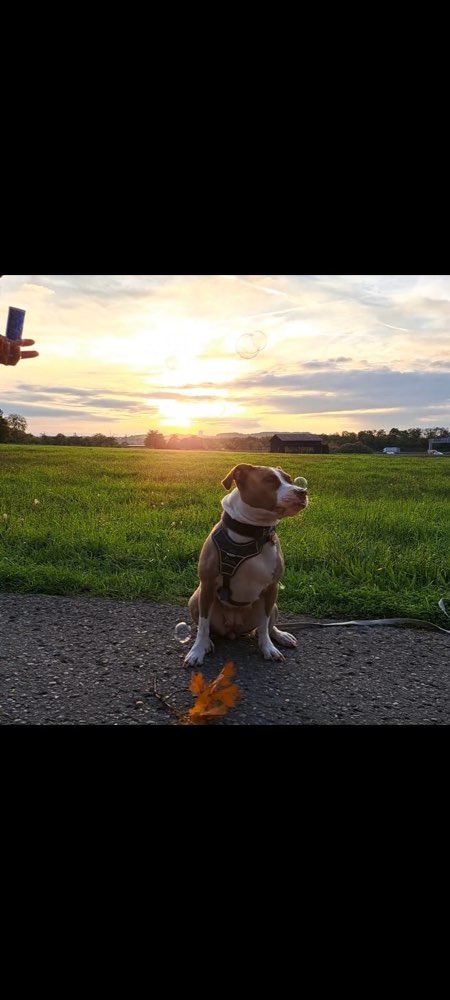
[0,334,39,366]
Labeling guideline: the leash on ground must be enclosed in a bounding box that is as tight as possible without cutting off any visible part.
[282,598,450,635]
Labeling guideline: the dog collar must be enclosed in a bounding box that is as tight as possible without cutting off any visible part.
[221,510,276,543]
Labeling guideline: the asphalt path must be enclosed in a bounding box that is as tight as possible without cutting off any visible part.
[1,592,449,725]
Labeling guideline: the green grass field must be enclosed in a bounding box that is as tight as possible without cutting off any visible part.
[0,445,449,621]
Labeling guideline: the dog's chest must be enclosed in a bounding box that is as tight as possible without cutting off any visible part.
[220,542,278,605]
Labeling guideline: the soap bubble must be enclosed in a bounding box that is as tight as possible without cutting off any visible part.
[174,621,192,644]
[236,330,267,359]
[236,333,259,359]
[294,476,308,489]
[252,330,267,351]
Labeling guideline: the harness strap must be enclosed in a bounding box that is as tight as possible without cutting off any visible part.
[212,517,276,606]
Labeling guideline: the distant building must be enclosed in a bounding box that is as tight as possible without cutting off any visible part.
[428,436,450,452]
[270,433,326,454]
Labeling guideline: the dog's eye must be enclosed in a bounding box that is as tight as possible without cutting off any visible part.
[276,468,292,484]
[265,475,278,485]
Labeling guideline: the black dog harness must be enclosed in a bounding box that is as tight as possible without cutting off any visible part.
[212,510,276,605]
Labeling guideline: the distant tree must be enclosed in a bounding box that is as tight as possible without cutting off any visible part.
[6,413,27,443]
[338,442,373,454]
[178,435,206,450]
[386,427,402,447]
[357,429,378,449]
[403,428,423,451]
[90,433,120,448]
[239,436,266,452]
[323,436,342,452]
[422,426,449,440]
[145,429,166,449]
[0,408,10,443]
[219,435,265,452]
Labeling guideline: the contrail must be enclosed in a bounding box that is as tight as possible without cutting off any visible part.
[224,274,304,303]
[381,322,415,333]
[212,303,306,327]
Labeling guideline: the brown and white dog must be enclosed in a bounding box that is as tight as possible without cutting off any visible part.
[184,463,308,667]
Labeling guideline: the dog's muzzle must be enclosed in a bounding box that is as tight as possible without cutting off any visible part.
[290,487,308,502]
[279,489,308,513]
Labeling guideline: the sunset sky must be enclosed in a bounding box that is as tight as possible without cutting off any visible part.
[1,274,449,437]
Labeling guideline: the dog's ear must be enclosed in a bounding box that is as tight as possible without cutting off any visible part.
[221,464,252,490]
[222,466,239,490]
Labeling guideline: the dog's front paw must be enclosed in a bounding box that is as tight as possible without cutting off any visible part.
[258,638,285,662]
[270,627,297,649]
[183,638,214,668]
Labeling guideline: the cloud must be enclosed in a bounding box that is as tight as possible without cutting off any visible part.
[23,275,177,303]
[301,358,353,370]
[1,404,119,420]
[200,366,450,419]
[15,361,446,428]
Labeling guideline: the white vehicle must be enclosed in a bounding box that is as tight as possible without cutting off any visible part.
[427,449,443,456]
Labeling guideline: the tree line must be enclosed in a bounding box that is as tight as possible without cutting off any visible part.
[0,411,121,447]
[144,431,269,451]
[1,412,449,451]
[144,427,450,452]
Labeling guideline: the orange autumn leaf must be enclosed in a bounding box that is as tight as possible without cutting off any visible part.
[189,691,213,715]
[189,705,229,724]
[209,661,236,693]
[218,662,236,682]
[183,662,240,725]
[218,684,240,707]
[190,672,205,695]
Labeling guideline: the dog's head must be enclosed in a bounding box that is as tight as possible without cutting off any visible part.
[222,464,308,518]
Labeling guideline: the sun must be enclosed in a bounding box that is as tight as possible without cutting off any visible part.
[148,394,239,433]
[157,400,192,428]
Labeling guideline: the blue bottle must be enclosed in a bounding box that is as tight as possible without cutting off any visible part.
[6,306,26,341]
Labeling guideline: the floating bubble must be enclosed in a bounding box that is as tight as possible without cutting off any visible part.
[294,476,308,489]
[236,333,259,359]
[174,621,192,644]
[236,330,267,359]
[252,330,267,351]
